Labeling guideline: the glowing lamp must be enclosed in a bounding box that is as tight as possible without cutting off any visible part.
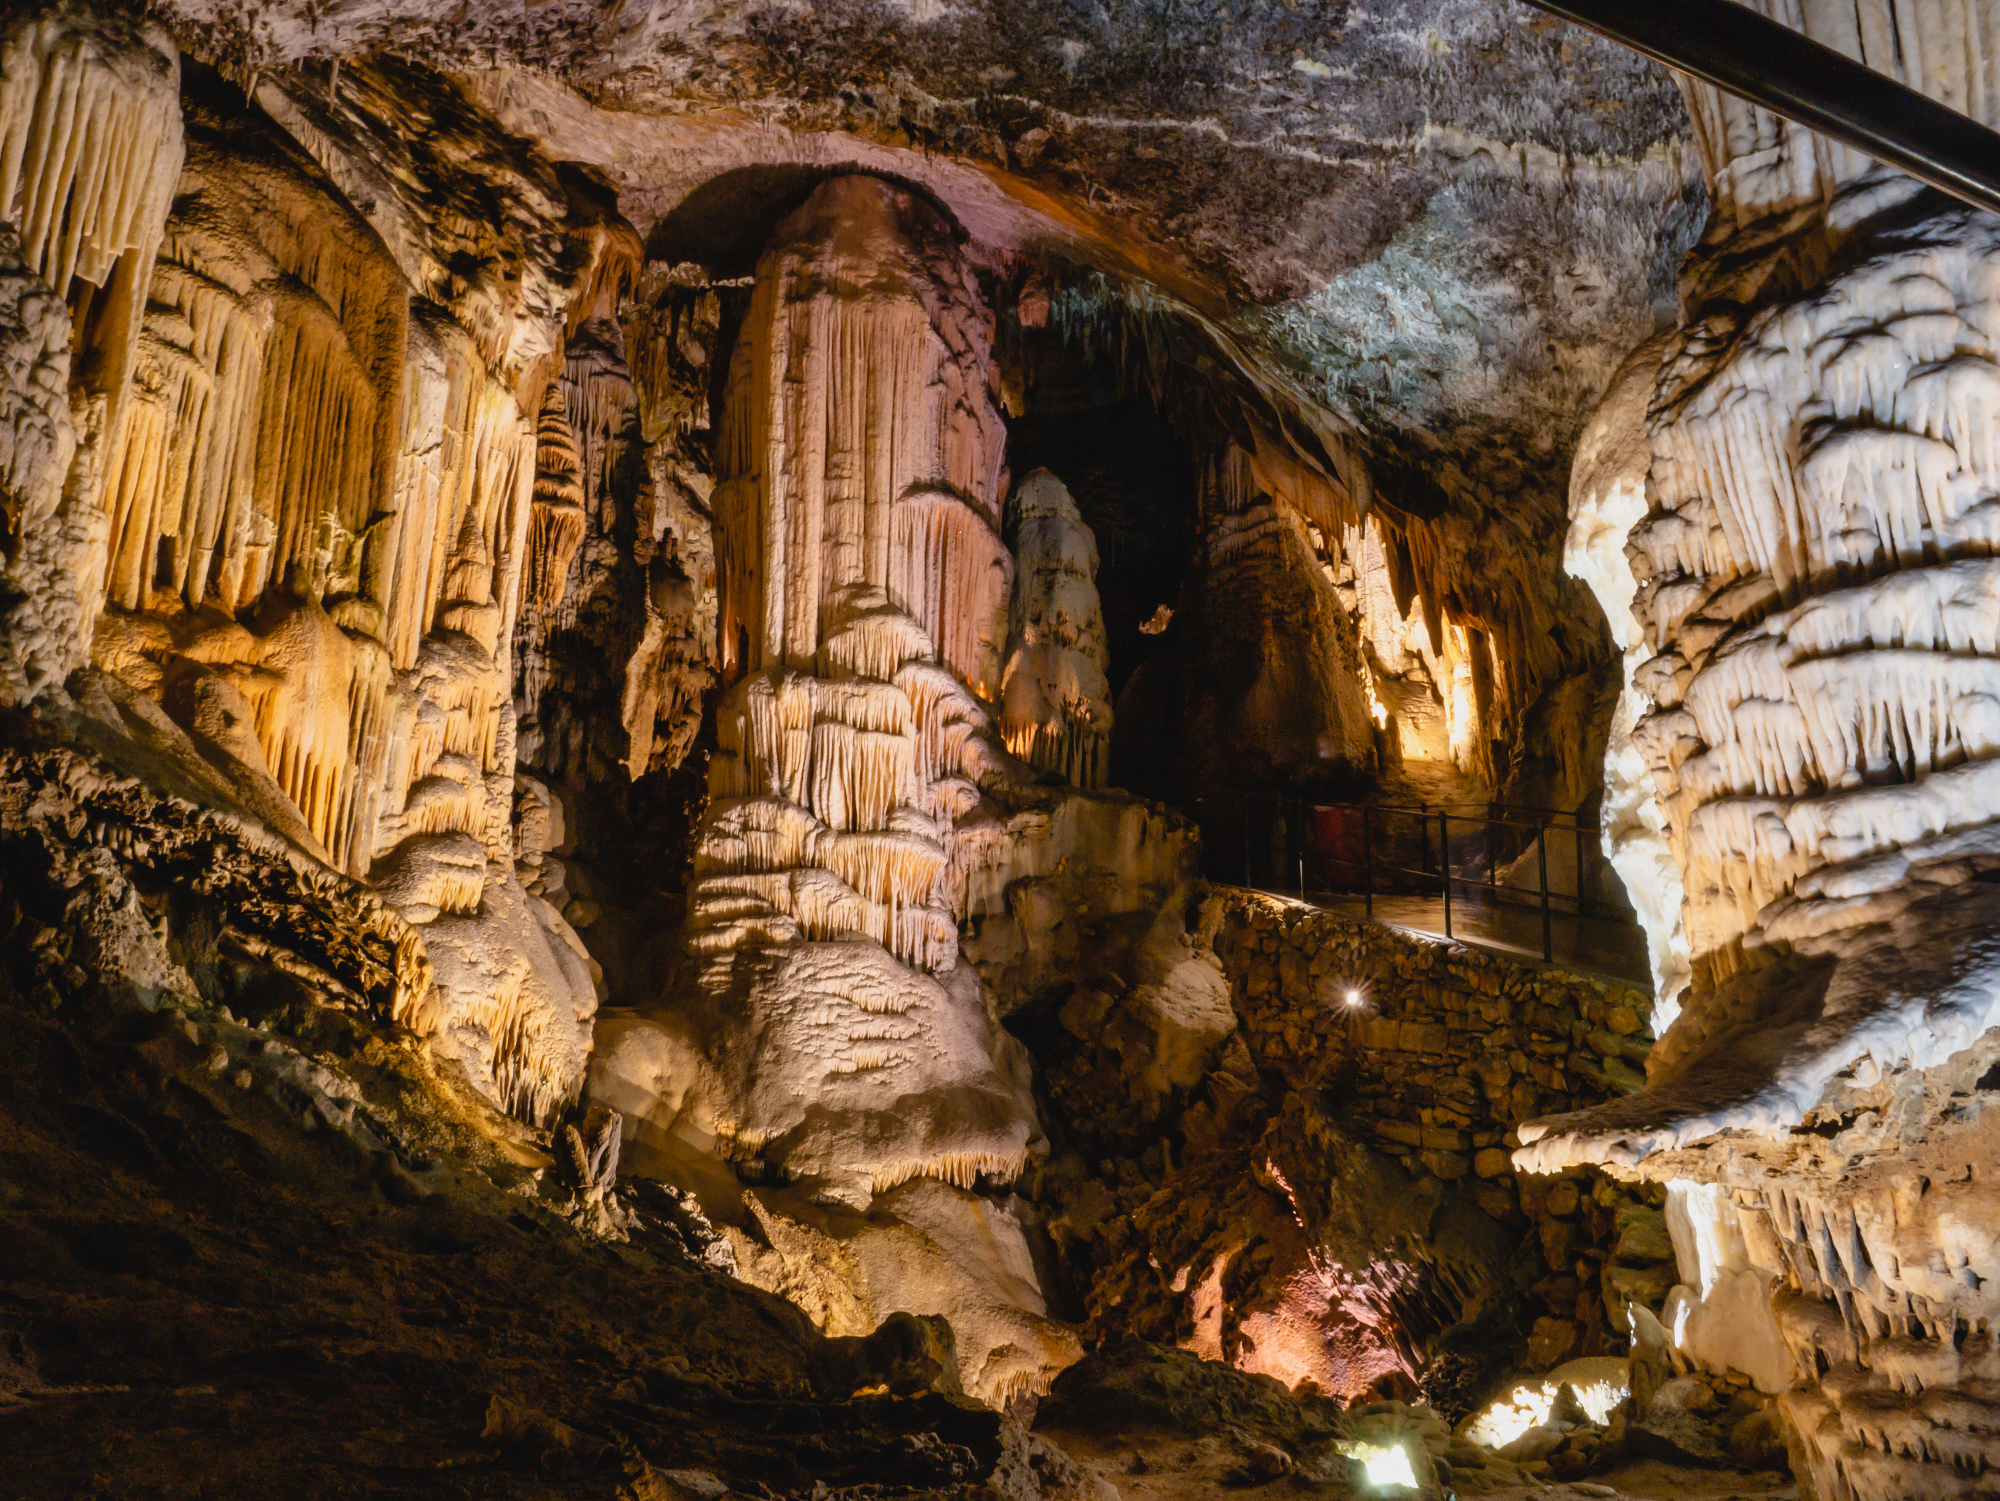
[1361,1443,1418,1490]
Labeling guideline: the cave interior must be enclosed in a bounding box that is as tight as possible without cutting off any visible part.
[5,2,2000,1499]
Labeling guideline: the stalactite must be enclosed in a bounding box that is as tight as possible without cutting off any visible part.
[176,601,365,869]
[712,176,1010,691]
[0,2,181,696]
[1676,0,2000,227]
[1625,211,2000,961]
[104,262,270,614]
[889,489,1013,704]
[0,23,620,1133]
[252,287,381,596]
[0,10,179,296]
[382,311,482,669]
[524,380,586,612]
[0,5,181,438]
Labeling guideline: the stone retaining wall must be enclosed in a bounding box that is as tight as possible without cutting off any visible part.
[1204,889,1677,1365]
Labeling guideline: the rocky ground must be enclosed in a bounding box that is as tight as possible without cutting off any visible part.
[0,714,1792,1500]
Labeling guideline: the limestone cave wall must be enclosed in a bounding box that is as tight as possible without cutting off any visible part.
[1534,4,2000,1497]
[0,1,1869,1495]
[1043,890,1670,1409]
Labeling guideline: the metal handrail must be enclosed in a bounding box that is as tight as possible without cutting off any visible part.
[1187,791,1637,964]
[1522,0,2000,225]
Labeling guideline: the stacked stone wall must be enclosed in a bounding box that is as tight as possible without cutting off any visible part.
[1206,889,1677,1364]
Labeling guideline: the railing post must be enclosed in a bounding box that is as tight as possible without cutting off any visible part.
[1440,808,1452,940]
[1298,797,1307,903]
[1488,801,1497,898]
[1575,810,1587,917]
[1363,805,1374,918]
[1538,826,1552,962]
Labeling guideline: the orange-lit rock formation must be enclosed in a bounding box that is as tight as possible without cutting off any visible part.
[589,177,1090,1404]
[0,10,622,1126]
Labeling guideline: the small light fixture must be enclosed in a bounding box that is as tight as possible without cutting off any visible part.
[1362,1443,1418,1490]
[1345,988,1365,1008]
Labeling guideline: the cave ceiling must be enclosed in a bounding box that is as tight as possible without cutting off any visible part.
[156,0,1706,535]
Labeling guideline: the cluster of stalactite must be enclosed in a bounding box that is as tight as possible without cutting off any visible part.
[1116,436,1506,806]
[1530,8,2000,1499]
[711,177,1012,701]
[616,281,723,780]
[697,588,1012,972]
[95,89,535,891]
[1623,222,2000,974]
[509,288,714,787]
[0,9,641,1125]
[1242,441,1548,790]
[525,382,587,614]
[1043,276,1593,791]
[695,176,1019,980]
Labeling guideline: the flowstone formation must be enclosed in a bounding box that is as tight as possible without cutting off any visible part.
[0,8,618,1126]
[589,175,1217,1407]
[1001,469,1111,791]
[12,0,1934,1495]
[1533,4,2000,1495]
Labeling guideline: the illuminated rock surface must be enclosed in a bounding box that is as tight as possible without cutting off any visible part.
[9,0,2000,1496]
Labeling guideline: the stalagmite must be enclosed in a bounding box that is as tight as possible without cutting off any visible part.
[585,175,1114,1404]
[1000,469,1112,789]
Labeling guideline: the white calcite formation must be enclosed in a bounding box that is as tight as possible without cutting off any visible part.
[1564,331,1693,1016]
[0,3,177,706]
[588,176,1086,1404]
[1000,468,1112,789]
[1532,6,2000,1494]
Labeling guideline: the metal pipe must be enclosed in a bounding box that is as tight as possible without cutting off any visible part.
[1519,0,2000,221]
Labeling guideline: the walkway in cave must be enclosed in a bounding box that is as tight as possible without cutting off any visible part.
[1297,890,1651,987]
